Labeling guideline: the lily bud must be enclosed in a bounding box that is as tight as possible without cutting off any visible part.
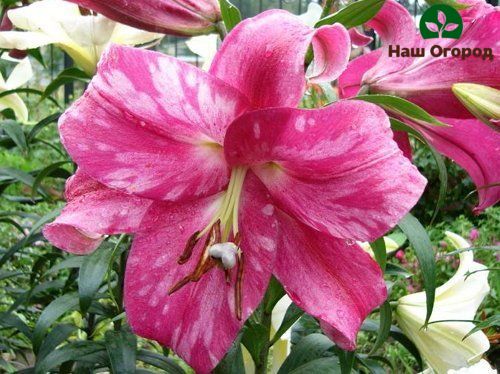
[452,83,500,131]
[67,0,222,36]
[396,231,491,373]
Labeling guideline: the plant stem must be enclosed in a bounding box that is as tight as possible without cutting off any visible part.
[216,21,228,41]
[255,309,273,374]
[114,244,129,330]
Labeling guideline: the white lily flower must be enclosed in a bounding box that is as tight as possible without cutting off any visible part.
[396,231,491,374]
[0,56,32,122]
[0,0,163,75]
[298,2,323,28]
[358,236,400,258]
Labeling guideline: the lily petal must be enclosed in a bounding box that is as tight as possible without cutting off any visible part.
[43,171,151,254]
[338,50,381,98]
[60,45,251,202]
[415,117,500,213]
[68,0,221,36]
[5,56,32,89]
[124,172,277,373]
[274,211,387,350]
[210,10,350,108]
[224,101,426,241]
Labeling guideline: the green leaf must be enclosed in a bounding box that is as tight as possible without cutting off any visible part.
[219,0,242,32]
[315,0,385,28]
[136,350,184,374]
[0,312,33,340]
[397,214,436,326]
[42,68,90,100]
[264,276,286,313]
[425,0,470,10]
[105,330,137,374]
[37,324,78,362]
[371,237,387,271]
[44,256,85,275]
[35,341,107,374]
[214,332,245,374]
[369,301,391,354]
[290,357,340,373]
[385,263,412,278]
[463,315,500,340]
[33,293,79,353]
[241,322,269,365]
[31,161,71,199]
[79,243,114,313]
[356,356,386,374]
[27,112,61,142]
[278,334,334,374]
[2,120,27,152]
[0,88,61,108]
[390,118,448,223]
[356,95,448,127]
[339,350,355,374]
[271,303,304,345]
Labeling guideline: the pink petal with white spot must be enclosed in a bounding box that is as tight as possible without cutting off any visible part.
[415,117,500,213]
[274,211,387,350]
[224,101,426,241]
[60,45,251,202]
[124,172,277,373]
[43,171,151,255]
[210,10,350,108]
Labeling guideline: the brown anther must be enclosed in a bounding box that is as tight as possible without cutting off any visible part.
[177,231,200,265]
[224,269,231,284]
[235,250,244,321]
[168,221,221,295]
[233,232,241,247]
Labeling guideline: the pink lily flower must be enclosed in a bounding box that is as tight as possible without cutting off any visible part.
[44,10,426,372]
[67,0,222,36]
[338,0,500,213]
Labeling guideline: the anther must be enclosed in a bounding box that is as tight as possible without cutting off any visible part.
[177,231,200,264]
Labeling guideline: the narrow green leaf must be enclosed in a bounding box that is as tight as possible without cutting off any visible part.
[278,334,334,374]
[31,161,71,199]
[271,303,304,345]
[290,357,340,373]
[356,95,448,127]
[425,0,470,10]
[42,67,90,100]
[37,324,77,362]
[0,88,61,108]
[369,301,391,354]
[339,351,355,374]
[35,341,107,374]
[214,332,245,374]
[44,256,85,275]
[397,214,436,325]
[385,263,412,278]
[241,322,268,365]
[371,237,387,271]
[27,112,61,142]
[2,120,27,152]
[264,276,286,313]
[79,243,114,313]
[219,0,242,32]
[357,356,386,374]
[105,330,137,374]
[463,315,500,340]
[0,312,33,340]
[33,293,79,353]
[315,0,385,28]
[136,350,184,374]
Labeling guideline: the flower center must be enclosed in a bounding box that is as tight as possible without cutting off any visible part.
[167,167,248,320]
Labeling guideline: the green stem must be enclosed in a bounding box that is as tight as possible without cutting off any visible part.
[216,21,228,41]
[114,241,129,330]
[255,309,273,374]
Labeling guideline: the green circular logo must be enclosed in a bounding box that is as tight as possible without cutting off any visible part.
[420,4,463,39]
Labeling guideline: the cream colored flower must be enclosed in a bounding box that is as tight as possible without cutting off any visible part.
[396,231,491,374]
[0,56,32,122]
[358,236,400,257]
[0,0,163,75]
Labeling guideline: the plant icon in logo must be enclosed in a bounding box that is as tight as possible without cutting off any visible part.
[420,5,463,39]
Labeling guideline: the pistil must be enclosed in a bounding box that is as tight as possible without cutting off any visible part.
[167,167,248,320]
